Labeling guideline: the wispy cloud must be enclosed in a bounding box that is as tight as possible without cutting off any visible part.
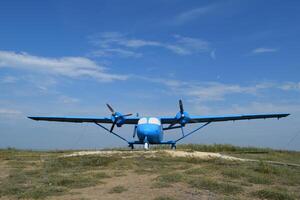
[144,77,300,103]
[278,82,300,91]
[58,95,80,104]
[1,75,18,83]
[173,4,216,25]
[0,108,22,115]
[88,32,212,57]
[252,47,278,54]
[0,50,127,82]
[170,34,210,55]
[193,102,300,115]
[171,82,273,102]
[90,48,142,58]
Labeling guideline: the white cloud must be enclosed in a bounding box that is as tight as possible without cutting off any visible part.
[144,78,300,103]
[174,5,216,25]
[278,82,300,91]
[1,75,18,83]
[89,32,212,57]
[182,82,266,102]
[120,39,161,48]
[0,108,22,115]
[252,47,278,54]
[193,102,300,115]
[0,51,127,82]
[58,95,80,104]
[90,48,142,58]
[171,35,210,54]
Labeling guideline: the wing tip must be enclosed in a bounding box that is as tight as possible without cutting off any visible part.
[28,116,38,120]
[278,113,290,118]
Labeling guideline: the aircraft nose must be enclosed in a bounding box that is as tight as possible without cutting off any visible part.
[138,124,159,136]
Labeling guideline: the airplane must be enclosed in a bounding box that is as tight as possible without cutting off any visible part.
[28,100,289,150]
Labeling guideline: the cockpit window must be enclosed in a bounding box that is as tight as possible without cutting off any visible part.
[138,117,147,125]
[148,117,161,125]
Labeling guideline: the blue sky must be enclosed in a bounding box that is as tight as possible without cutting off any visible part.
[0,0,300,150]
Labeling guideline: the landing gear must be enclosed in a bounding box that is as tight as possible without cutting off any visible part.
[129,144,134,150]
[171,144,176,150]
[144,142,149,150]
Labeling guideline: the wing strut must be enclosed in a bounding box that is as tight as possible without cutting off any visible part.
[175,122,211,143]
[94,122,129,143]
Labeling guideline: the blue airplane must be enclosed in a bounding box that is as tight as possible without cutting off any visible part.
[28,100,289,150]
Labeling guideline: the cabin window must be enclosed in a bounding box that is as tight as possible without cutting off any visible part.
[138,117,147,125]
[148,117,161,125]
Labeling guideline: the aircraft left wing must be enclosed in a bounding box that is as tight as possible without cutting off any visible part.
[160,113,289,124]
[28,116,140,124]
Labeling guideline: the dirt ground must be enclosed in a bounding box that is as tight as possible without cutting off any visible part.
[0,161,9,182]
[1,148,299,200]
[63,150,247,161]
[48,150,251,200]
[46,172,215,200]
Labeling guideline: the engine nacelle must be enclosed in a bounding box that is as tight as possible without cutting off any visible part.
[175,111,190,126]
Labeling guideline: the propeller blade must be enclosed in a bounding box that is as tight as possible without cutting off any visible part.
[179,100,184,114]
[106,103,115,114]
[133,125,137,138]
[110,121,116,132]
[168,118,181,128]
[123,113,133,117]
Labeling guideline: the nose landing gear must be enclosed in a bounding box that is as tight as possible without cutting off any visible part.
[144,142,149,150]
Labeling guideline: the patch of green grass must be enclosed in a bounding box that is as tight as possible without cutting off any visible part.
[152,173,184,188]
[0,155,112,199]
[254,161,280,174]
[133,156,183,174]
[248,161,300,185]
[44,156,118,173]
[252,188,295,200]
[185,167,209,175]
[93,171,111,179]
[108,185,127,193]
[229,150,300,165]
[188,177,243,195]
[221,167,246,179]
[18,186,66,199]
[44,173,102,188]
[0,171,66,199]
[246,174,273,185]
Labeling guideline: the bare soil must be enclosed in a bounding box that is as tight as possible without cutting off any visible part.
[46,172,215,200]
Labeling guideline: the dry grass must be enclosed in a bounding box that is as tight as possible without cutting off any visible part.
[0,144,299,199]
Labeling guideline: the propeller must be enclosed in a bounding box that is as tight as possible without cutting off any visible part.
[106,103,132,132]
[179,99,184,114]
[168,100,190,128]
[133,125,137,138]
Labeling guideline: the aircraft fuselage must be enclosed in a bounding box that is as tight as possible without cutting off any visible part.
[136,117,163,144]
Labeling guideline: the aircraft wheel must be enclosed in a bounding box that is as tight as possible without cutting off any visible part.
[171,144,176,150]
[129,144,134,150]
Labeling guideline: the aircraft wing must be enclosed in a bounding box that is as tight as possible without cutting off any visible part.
[160,113,290,124]
[28,116,140,124]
